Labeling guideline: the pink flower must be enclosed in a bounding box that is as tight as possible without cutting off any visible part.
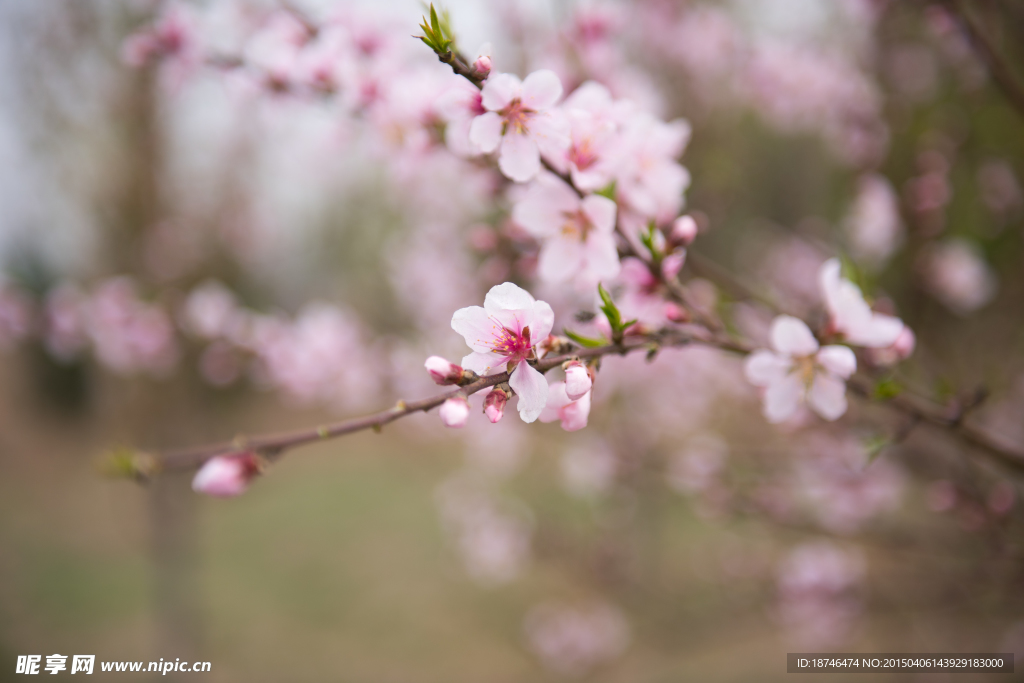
[744,315,857,423]
[440,396,471,428]
[469,70,570,182]
[191,453,261,498]
[484,387,508,423]
[435,80,487,157]
[564,361,592,401]
[451,283,554,423]
[539,382,591,431]
[612,112,692,223]
[819,259,904,348]
[844,175,903,265]
[557,81,622,192]
[425,355,465,385]
[512,172,619,288]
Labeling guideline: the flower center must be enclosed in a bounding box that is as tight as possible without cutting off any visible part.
[569,138,598,171]
[488,319,533,361]
[503,98,534,134]
[560,210,592,242]
[795,356,817,389]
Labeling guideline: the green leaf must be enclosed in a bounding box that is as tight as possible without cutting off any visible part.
[597,282,623,332]
[864,435,890,465]
[638,221,661,260]
[564,329,606,348]
[430,4,441,36]
[873,377,903,400]
[595,180,616,201]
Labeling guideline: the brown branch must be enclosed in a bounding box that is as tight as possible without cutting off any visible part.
[939,0,1024,119]
[148,334,691,474]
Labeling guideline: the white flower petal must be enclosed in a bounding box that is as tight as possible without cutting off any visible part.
[511,173,580,237]
[846,314,904,348]
[510,362,549,423]
[461,350,506,376]
[763,373,804,423]
[581,194,617,234]
[808,372,849,421]
[816,345,857,379]
[539,381,572,422]
[770,315,820,357]
[452,305,500,353]
[559,390,591,431]
[744,350,791,387]
[526,300,555,342]
[538,237,584,284]
[520,69,563,111]
[469,111,503,153]
[484,282,536,313]
[480,72,521,111]
[499,130,541,182]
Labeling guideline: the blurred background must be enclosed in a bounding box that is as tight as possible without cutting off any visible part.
[1,0,1024,680]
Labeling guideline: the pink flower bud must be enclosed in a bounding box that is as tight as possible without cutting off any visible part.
[191,452,260,498]
[472,42,492,79]
[891,327,915,360]
[425,355,465,385]
[664,302,689,323]
[440,396,470,428]
[563,361,592,401]
[661,250,686,281]
[670,215,698,247]
[484,387,508,423]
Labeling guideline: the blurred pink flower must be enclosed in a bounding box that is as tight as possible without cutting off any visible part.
[819,259,904,348]
[440,396,470,428]
[512,172,619,289]
[745,316,856,423]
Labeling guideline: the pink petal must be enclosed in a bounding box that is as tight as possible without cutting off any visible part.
[484,282,536,313]
[499,130,541,182]
[581,194,617,234]
[808,372,848,421]
[480,72,521,111]
[510,361,549,423]
[529,110,571,160]
[525,300,555,343]
[520,69,563,111]
[538,237,585,284]
[559,390,591,431]
[452,304,501,353]
[512,173,580,238]
[461,350,507,376]
[469,111,503,153]
[744,350,791,387]
[763,374,804,423]
[770,315,820,357]
[846,314,904,348]
[582,232,622,282]
[539,381,572,422]
[564,363,592,401]
[816,345,857,379]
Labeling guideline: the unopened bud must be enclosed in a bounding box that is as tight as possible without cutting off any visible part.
[664,302,689,323]
[661,250,686,281]
[192,452,261,498]
[472,42,492,79]
[891,327,915,360]
[440,396,471,428]
[538,334,573,357]
[483,387,509,423]
[563,360,593,401]
[425,355,465,385]
[670,215,698,247]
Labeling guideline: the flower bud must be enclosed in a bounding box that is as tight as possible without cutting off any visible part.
[191,452,261,498]
[670,215,698,247]
[664,302,689,323]
[563,361,592,401]
[440,396,471,428]
[891,327,915,360]
[472,42,492,80]
[484,387,508,423]
[661,250,686,281]
[425,355,465,385]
